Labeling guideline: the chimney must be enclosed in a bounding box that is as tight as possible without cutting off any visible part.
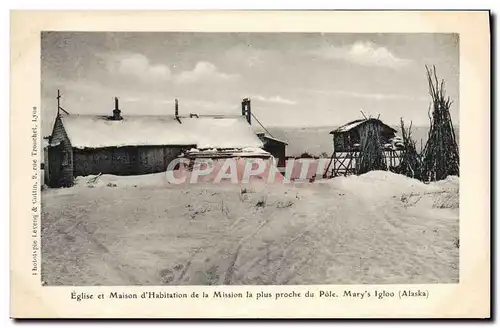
[246,98,251,125]
[112,97,122,120]
[241,99,246,117]
[242,98,251,125]
[175,99,179,117]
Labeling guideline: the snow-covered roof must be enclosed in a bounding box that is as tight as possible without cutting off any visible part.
[330,118,397,134]
[256,132,288,145]
[59,114,264,150]
[184,147,271,159]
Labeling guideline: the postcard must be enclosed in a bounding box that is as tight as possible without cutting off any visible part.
[10,10,490,318]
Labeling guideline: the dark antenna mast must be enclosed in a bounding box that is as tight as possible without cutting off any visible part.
[56,89,70,115]
[57,89,61,114]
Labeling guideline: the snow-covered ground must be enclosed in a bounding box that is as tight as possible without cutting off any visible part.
[41,171,459,285]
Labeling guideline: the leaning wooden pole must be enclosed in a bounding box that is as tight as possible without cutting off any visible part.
[399,118,423,179]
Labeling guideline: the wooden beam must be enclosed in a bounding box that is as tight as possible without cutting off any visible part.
[360,110,368,120]
[57,89,61,115]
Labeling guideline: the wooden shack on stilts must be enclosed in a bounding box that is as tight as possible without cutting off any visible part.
[323,117,403,178]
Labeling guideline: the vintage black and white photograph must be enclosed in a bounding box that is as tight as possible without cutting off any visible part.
[40,32,460,287]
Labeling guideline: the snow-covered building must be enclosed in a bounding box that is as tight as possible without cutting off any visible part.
[256,133,288,167]
[46,98,269,187]
[330,118,397,153]
[241,98,288,167]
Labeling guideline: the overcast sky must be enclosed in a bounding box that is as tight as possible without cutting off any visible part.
[41,32,459,135]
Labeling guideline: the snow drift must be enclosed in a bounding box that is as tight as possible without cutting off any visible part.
[42,171,459,285]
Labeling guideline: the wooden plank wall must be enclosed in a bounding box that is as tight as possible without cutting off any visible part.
[263,141,286,167]
[48,115,74,187]
[73,145,187,177]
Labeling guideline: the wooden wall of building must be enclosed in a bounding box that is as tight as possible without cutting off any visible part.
[263,140,286,167]
[48,115,74,187]
[73,145,188,177]
[333,122,396,153]
[333,131,359,153]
